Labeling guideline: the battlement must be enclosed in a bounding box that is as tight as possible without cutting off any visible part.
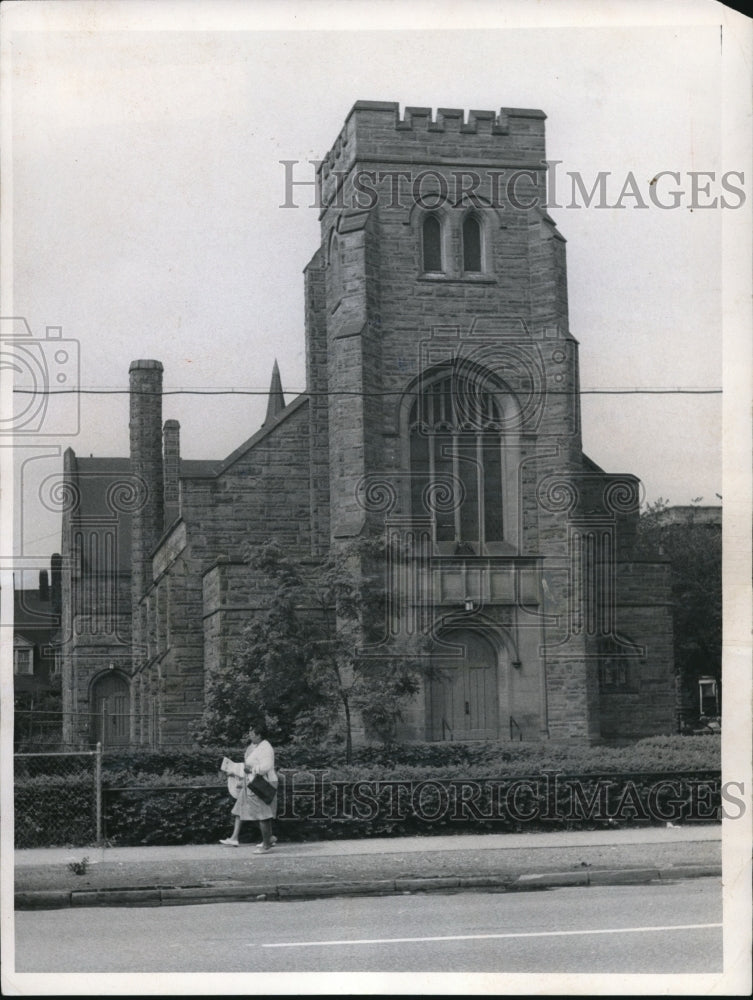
[397,104,546,133]
[318,100,548,211]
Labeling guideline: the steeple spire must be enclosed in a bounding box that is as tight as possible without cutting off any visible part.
[263,359,285,425]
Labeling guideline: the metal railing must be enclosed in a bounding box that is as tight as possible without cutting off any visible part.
[13,709,202,750]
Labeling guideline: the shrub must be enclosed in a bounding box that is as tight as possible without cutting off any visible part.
[15,773,97,848]
[104,788,230,846]
[14,735,721,847]
[276,734,720,773]
[96,734,721,778]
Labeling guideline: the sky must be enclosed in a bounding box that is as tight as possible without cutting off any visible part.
[2,0,748,572]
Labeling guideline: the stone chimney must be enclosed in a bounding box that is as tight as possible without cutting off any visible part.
[50,552,62,616]
[129,360,164,665]
[163,419,181,529]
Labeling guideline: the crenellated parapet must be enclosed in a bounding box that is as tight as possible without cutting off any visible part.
[318,100,548,213]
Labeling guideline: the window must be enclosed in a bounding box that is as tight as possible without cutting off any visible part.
[462,214,482,272]
[422,214,443,272]
[698,676,719,716]
[329,231,342,301]
[409,369,506,550]
[14,646,33,675]
[599,657,630,690]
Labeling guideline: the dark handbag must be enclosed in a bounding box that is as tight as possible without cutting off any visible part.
[248,773,276,804]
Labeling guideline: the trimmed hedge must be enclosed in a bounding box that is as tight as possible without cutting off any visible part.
[100,768,724,846]
[97,734,720,779]
[104,787,230,847]
[15,774,97,848]
[14,735,722,848]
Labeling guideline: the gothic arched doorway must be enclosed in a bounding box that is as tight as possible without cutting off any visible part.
[91,671,130,747]
[427,630,501,741]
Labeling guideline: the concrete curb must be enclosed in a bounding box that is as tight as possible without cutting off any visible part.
[14,865,722,910]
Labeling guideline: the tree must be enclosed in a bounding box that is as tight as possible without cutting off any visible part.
[635,498,722,722]
[193,537,426,760]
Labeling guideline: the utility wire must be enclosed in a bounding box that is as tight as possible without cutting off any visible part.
[12,387,722,397]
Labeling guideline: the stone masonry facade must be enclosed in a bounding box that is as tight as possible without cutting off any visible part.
[60,101,674,747]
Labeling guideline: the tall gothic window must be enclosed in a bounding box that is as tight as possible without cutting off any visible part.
[329,231,342,301]
[422,214,443,272]
[462,214,482,272]
[409,369,505,551]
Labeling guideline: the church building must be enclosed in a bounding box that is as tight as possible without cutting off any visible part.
[60,101,675,748]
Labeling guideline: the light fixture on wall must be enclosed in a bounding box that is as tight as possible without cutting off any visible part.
[464,598,474,612]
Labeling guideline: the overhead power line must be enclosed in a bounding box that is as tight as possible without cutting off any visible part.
[12,386,723,397]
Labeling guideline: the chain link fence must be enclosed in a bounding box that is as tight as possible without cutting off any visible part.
[13,709,221,848]
[14,747,102,849]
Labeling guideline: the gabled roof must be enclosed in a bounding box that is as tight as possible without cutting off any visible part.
[582,454,605,473]
[65,390,308,556]
[67,458,134,572]
[177,458,223,479]
[75,456,221,480]
[216,393,309,476]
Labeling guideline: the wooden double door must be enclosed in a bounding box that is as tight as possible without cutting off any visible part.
[428,630,501,741]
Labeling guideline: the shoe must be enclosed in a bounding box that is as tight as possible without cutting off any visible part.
[255,844,273,854]
[219,838,239,847]
[270,836,277,846]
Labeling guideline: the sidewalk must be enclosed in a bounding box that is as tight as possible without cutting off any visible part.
[14,825,722,910]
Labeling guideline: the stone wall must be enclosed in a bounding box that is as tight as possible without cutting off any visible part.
[202,557,271,693]
[598,558,675,738]
[304,249,331,556]
[139,399,315,743]
[60,449,135,745]
[210,400,313,555]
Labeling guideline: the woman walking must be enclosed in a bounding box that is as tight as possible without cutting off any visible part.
[220,723,278,853]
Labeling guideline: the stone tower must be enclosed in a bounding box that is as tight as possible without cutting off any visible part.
[303,102,629,741]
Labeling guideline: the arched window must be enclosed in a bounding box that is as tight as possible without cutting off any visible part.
[329,230,342,300]
[409,368,507,551]
[422,214,443,272]
[462,214,482,272]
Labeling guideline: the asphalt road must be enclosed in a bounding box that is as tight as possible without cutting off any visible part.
[13,877,722,976]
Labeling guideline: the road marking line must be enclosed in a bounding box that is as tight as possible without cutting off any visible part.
[260,922,723,949]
